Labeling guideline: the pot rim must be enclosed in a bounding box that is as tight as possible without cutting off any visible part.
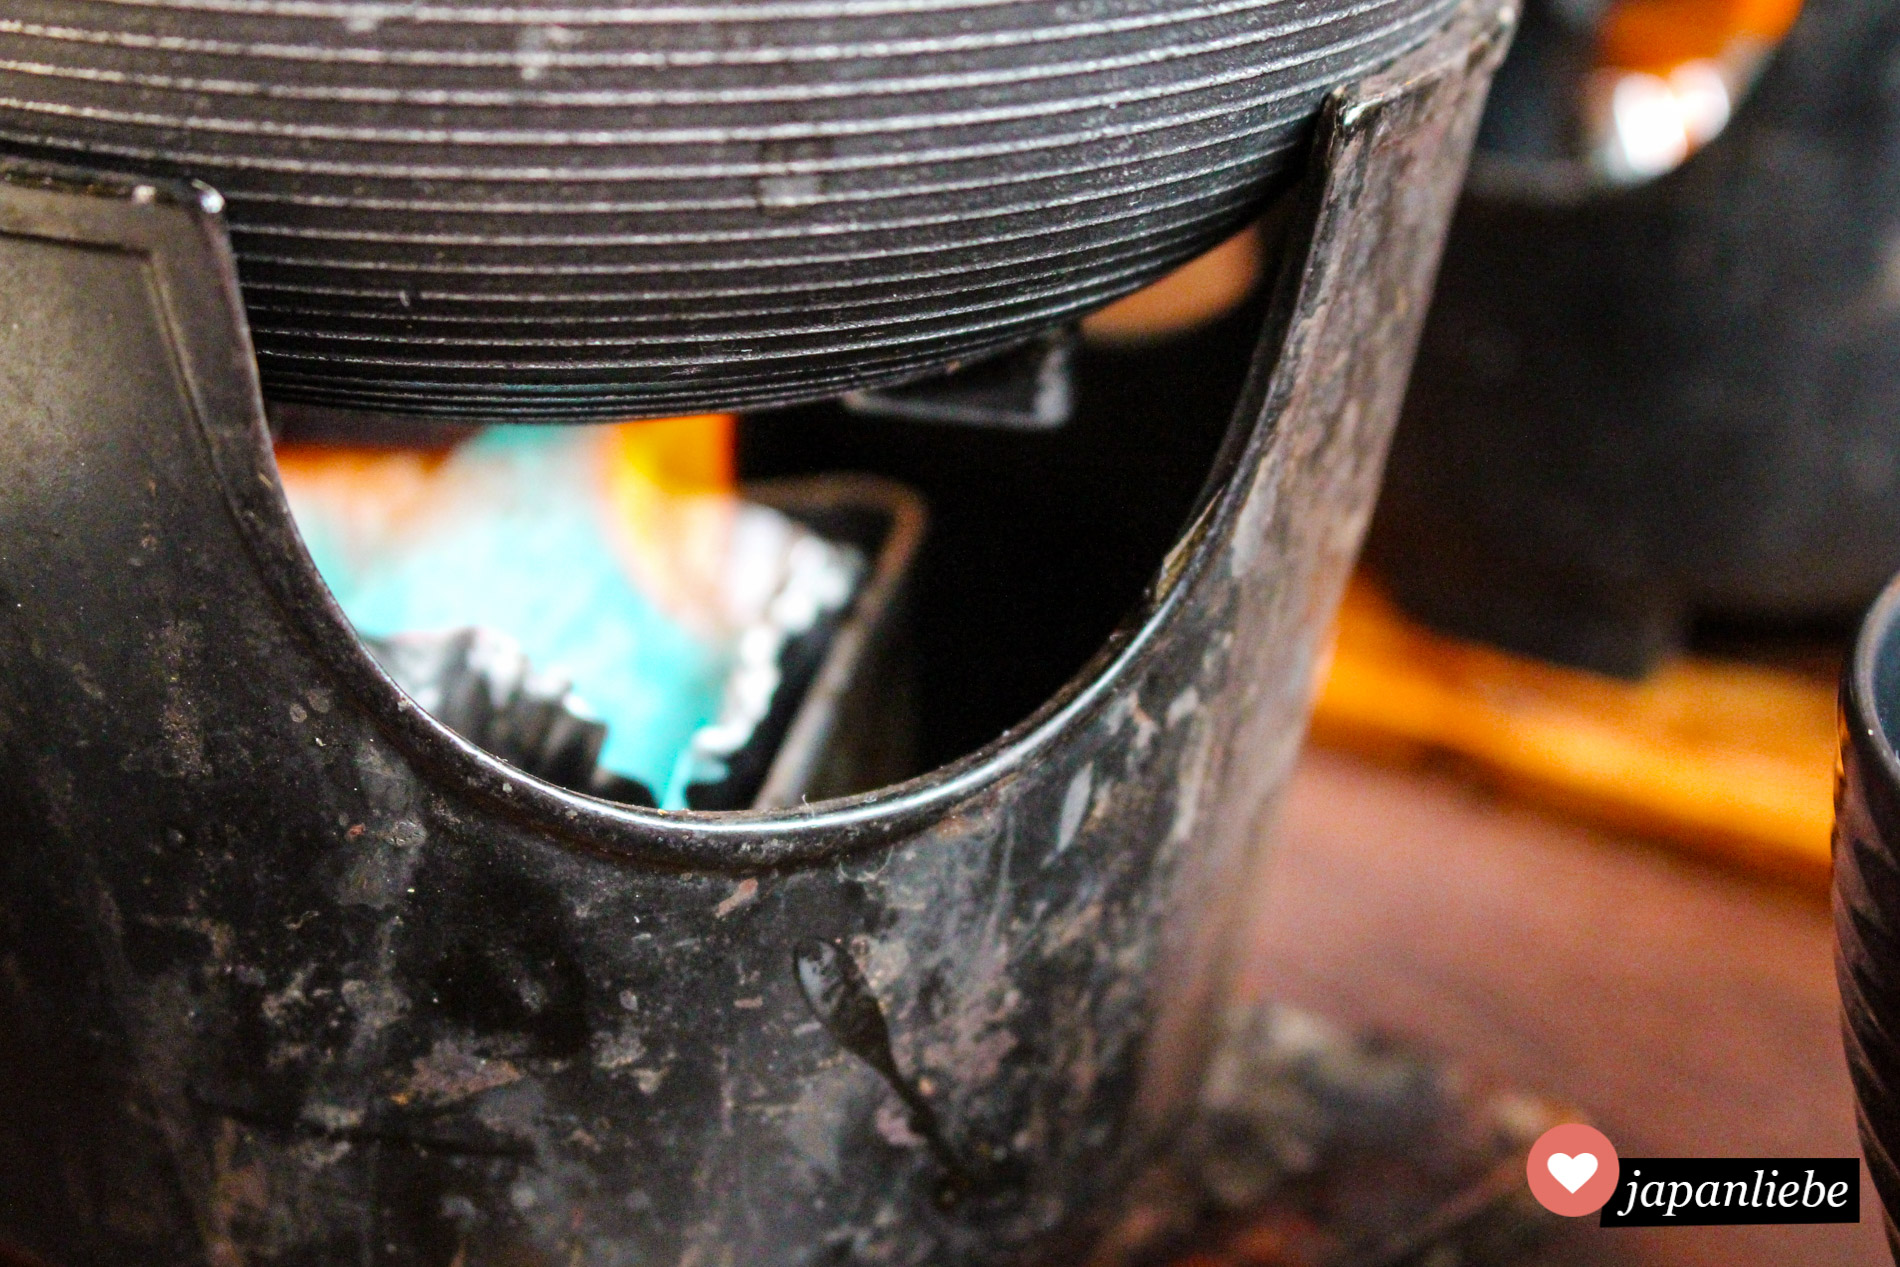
[1851,570,1900,791]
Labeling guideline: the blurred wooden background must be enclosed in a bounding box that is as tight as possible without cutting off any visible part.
[1232,745,1880,1266]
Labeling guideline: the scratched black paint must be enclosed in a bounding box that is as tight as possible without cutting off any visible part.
[0,7,1507,1263]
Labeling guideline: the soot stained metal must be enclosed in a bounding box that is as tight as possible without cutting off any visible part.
[0,3,1507,1263]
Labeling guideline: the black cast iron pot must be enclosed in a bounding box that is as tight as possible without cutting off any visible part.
[1835,571,1900,1259]
[1366,0,1900,677]
[0,0,1459,422]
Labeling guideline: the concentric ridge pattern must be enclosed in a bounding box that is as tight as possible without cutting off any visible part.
[0,0,1459,419]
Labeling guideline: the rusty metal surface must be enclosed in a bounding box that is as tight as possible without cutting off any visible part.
[0,3,1507,1262]
[1109,1002,1564,1267]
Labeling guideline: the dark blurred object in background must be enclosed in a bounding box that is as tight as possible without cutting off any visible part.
[1369,0,1900,677]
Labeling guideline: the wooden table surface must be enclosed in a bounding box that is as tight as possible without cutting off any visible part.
[1233,746,1885,1266]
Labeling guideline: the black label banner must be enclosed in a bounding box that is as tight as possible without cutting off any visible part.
[1599,1159,1859,1226]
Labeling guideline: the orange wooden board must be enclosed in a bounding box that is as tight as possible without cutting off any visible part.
[1308,577,1840,887]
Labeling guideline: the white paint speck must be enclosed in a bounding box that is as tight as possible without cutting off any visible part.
[1056,764,1093,854]
[516,24,579,82]
[1166,686,1201,729]
[594,1030,646,1071]
[759,173,822,210]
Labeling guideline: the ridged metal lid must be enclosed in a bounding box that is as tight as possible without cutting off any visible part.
[0,0,1459,420]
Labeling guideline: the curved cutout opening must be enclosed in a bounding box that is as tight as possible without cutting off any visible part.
[258,218,1274,859]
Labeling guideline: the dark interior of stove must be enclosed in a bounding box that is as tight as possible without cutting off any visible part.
[740,286,1265,774]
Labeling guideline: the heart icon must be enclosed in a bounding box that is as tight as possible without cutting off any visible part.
[1547,1151,1598,1193]
[1527,1124,1618,1216]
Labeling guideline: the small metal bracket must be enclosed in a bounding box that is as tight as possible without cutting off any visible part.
[841,330,1076,431]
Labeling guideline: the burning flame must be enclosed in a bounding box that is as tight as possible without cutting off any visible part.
[1586,0,1803,181]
